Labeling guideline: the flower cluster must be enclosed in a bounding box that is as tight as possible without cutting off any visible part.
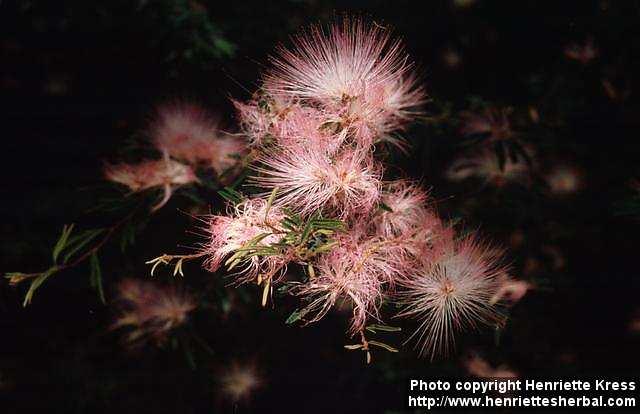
[105,102,247,211]
[191,18,524,359]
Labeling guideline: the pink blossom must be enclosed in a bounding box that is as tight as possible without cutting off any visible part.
[263,17,424,145]
[202,197,288,284]
[564,38,598,65]
[459,107,512,141]
[104,157,198,211]
[396,233,506,358]
[251,146,382,219]
[465,354,518,379]
[293,219,423,334]
[112,278,196,346]
[150,102,246,174]
[544,164,584,195]
[218,361,263,402]
[490,277,531,305]
[446,148,531,187]
[376,180,432,238]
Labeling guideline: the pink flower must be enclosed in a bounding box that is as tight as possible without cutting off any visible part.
[464,354,518,379]
[251,146,382,219]
[202,197,289,284]
[446,148,531,187]
[112,278,196,346]
[218,361,263,402]
[490,277,531,305]
[459,107,512,141]
[544,164,584,195]
[263,17,424,146]
[564,38,598,65]
[293,219,421,334]
[395,233,507,358]
[376,180,432,238]
[293,238,385,335]
[104,157,198,211]
[150,102,246,174]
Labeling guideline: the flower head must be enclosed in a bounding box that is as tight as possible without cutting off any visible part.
[104,157,198,211]
[564,38,598,65]
[263,17,424,146]
[112,278,196,346]
[218,361,262,402]
[459,107,512,141]
[293,219,417,334]
[446,149,531,187]
[396,233,506,358]
[150,102,246,174]
[490,277,531,305]
[545,164,584,195]
[465,354,517,379]
[251,146,382,219]
[202,197,288,284]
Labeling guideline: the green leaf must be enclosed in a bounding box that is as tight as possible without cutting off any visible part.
[89,253,105,304]
[52,224,75,263]
[62,229,104,264]
[264,187,279,221]
[379,202,394,213]
[23,267,58,307]
[285,309,303,325]
[218,187,244,204]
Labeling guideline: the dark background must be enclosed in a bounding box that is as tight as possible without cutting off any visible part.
[2,1,640,412]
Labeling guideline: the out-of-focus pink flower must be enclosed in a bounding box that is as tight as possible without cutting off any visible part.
[396,233,506,358]
[442,47,462,69]
[446,149,531,187]
[490,278,531,305]
[459,108,512,141]
[564,38,598,65]
[202,197,288,284]
[104,157,198,211]
[150,103,246,174]
[251,146,382,219]
[628,311,640,333]
[263,17,425,146]
[465,354,518,379]
[218,361,262,402]
[545,164,584,195]
[112,278,196,346]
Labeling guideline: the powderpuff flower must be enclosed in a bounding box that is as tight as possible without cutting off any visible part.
[459,107,513,141]
[544,164,584,195]
[218,361,263,402]
[490,278,531,305]
[104,157,198,211]
[112,278,196,346]
[376,180,432,238]
[251,146,382,219]
[150,103,246,174]
[464,354,518,379]
[293,220,417,334]
[564,38,598,65]
[293,244,385,335]
[202,197,288,284]
[263,17,424,145]
[395,234,506,359]
[446,149,531,187]
[233,93,291,146]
